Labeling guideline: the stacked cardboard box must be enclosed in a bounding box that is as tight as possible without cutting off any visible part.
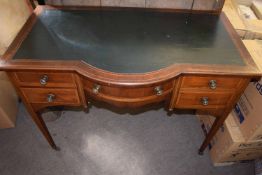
[223,0,262,39]
[252,1,262,19]
[233,40,262,142]
[237,0,262,39]
[199,113,262,163]
[243,40,262,71]
[234,80,262,140]
[223,0,248,38]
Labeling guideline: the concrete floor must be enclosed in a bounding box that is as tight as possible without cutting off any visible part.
[0,103,254,175]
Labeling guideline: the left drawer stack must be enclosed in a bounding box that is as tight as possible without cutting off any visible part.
[12,72,81,106]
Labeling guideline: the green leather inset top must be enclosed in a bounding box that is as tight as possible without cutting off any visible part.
[14,9,245,73]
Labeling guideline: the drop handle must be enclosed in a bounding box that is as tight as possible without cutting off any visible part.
[40,75,49,86]
[154,86,163,96]
[209,80,217,90]
[47,94,56,103]
[201,97,209,106]
[92,84,101,94]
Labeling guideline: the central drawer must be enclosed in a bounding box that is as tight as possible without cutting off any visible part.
[21,88,80,105]
[83,78,174,107]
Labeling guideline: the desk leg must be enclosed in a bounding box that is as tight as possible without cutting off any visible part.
[198,112,228,155]
[24,103,59,150]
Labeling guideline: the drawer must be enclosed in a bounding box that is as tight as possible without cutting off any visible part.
[83,79,173,98]
[14,72,76,88]
[175,91,234,109]
[21,88,80,105]
[180,76,243,90]
[83,79,174,107]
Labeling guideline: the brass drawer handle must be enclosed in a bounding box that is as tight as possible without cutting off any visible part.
[40,75,49,86]
[154,86,163,96]
[201,97,209,106]
[47,93,56,103]
[209,80,217,90]
[92,84,101,94]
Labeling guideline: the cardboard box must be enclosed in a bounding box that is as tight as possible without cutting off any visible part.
[223,0,248,38]
[0,80,18,128]
[236,0,252,6]
[233,40,262,141]
[234,80,262,141]
[252,0,262,19]
[209,112,262,163]
[239,4,258,19]
[243,40,262,71]
[235,0,262,39]
[223,0,262,39]
[215,149,262,162]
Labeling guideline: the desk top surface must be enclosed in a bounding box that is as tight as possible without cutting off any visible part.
[13,9,245,73]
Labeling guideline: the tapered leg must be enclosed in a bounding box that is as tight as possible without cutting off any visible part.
[198,113,228,155]
[33,112,58,150]
[25,104,59,150]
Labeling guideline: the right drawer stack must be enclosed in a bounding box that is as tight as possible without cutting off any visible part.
[173,75,246,109]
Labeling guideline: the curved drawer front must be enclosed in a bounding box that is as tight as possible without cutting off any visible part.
[180,75,243,90]
[14,72,76,88]
[83,78,174,106]
[21,88,80,105]
[175,91,234,109]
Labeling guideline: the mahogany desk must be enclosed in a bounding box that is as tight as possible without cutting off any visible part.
[0,6,261,154]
